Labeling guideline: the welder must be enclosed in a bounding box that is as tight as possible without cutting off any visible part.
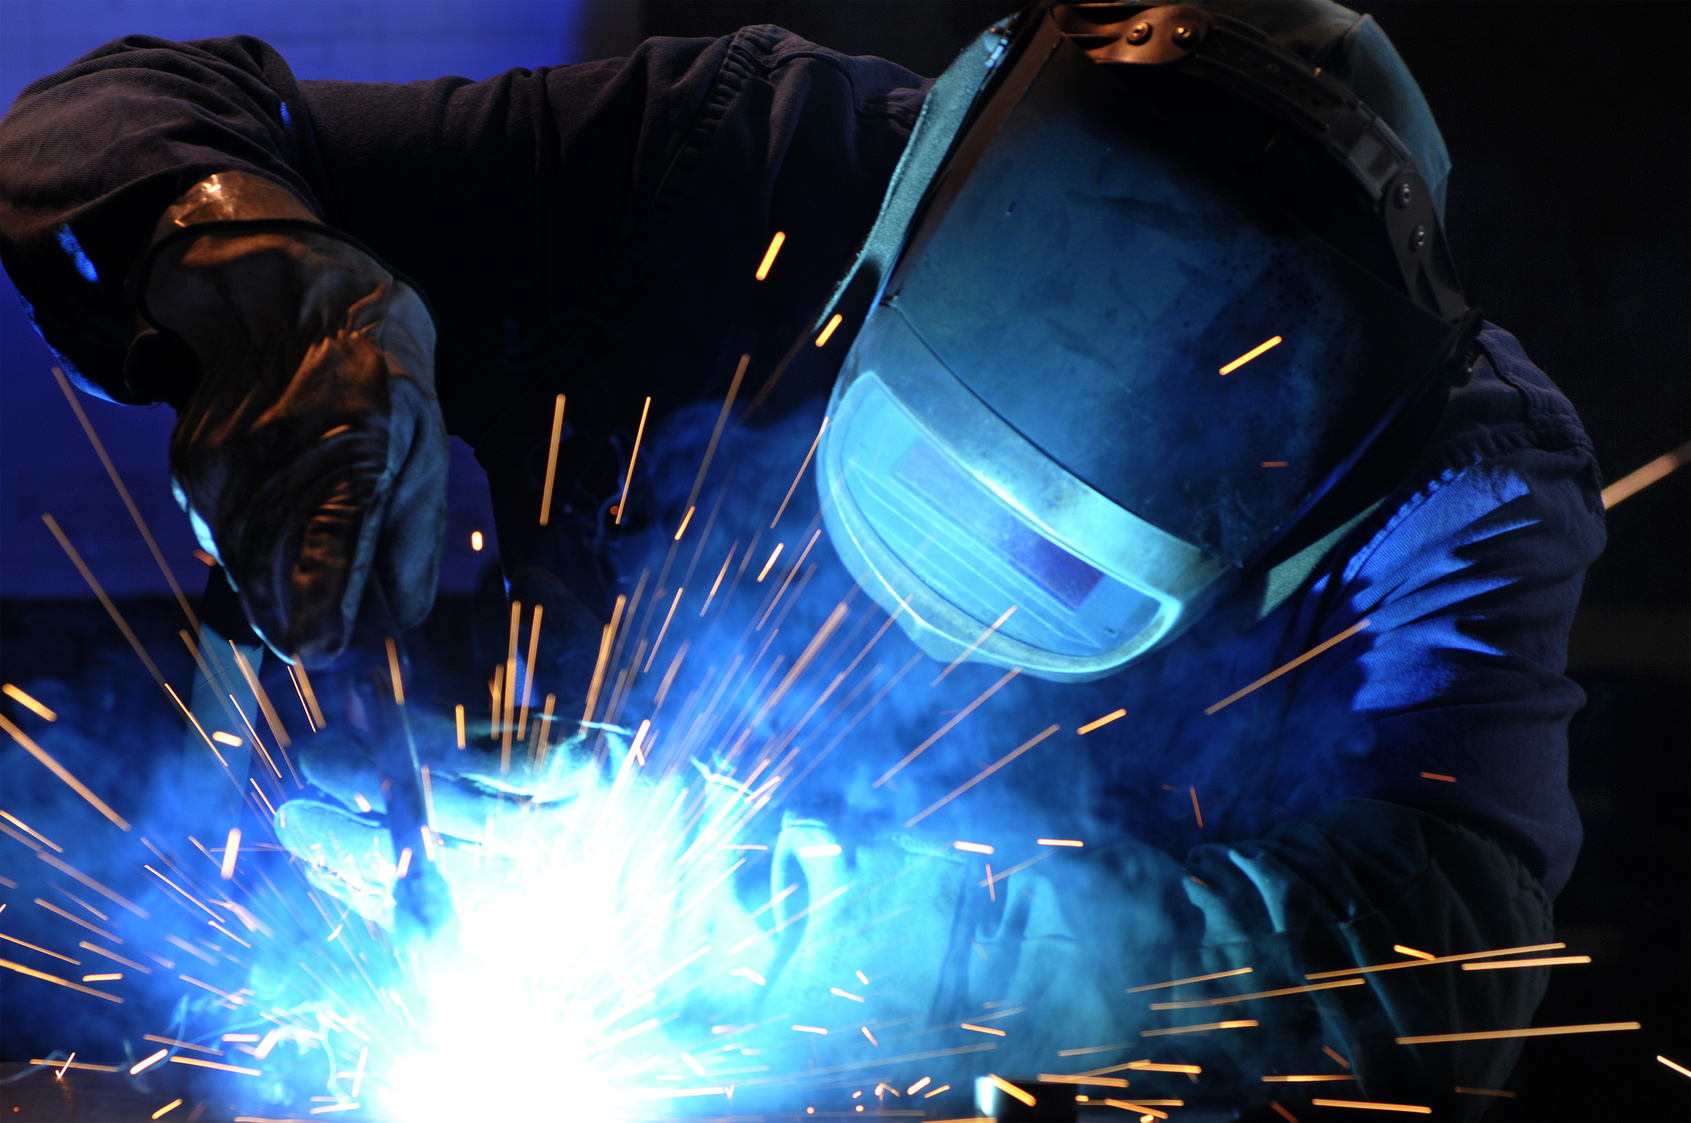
[0,1,1603,1116]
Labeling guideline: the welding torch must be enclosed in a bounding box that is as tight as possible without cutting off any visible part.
[341,584,459,944]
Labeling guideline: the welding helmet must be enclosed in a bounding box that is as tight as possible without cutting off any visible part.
[814,1,1476,682]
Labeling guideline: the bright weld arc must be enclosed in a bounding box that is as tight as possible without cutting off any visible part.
[1219,334,1283,375]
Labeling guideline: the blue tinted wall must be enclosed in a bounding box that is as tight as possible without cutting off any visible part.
[0,0,638,597]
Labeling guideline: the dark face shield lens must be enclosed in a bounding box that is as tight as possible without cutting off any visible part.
[838,381,1161,657]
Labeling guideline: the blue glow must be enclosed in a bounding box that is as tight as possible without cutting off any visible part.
[278,99,293,134]
[55,224,98,283]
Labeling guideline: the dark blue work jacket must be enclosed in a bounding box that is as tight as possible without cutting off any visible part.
[0,27,1601,905]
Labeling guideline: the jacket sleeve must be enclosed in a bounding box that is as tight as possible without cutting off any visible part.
[0,34,324,400]
[1275,330,1607,897]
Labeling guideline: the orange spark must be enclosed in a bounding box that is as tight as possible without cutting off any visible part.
[42,514,168,692]
[876,667,1021,788]
[1323,1046,1351,1069]
[1,956,121,1002]
[1393,944,1436,960]
[755,231,786,280]
[701,544,737,616]
[152,1100,184,1120]
[1140,1019,1258,1037]
[0,932,77,965]
[979,850,1052,888]
[674,505,695,541]
[1420,771,1456,782]
[220,828,240,881]
[1657,1056,1691,1079]
[1038,838,1085,847]
[129,1049,169,1075]
[470,530,484,551]
[1189,786,1203,828]
[1306,941,1565,980]
[538,394,566,525]
[81,972,121,981]
[816,313,844,347]
[792,1025,828,1035]
[614,395,652,525]
[1149,978,1362,1009]
[455,704,466,749]
[1205,619,1371,715]
[756,542,785,582]
[862,1027,879,1047]
[518,604,545,739]
[906,724,1058,826]
[502,602,520,765]
[1602,438,1691,508]
[169,1056,262,1076]
[984,1074,1033,1105]
[1261,460,1288,468]
[1077,708,1125,734]
[1310,1099,1429,1114]
[1395,1022,1639,1045]
[645,590,685,673]
[1219,335,1283,375]
[1037,1074,1130,1088]
[1262,1074,1354,1082]
[1269,1102,1299,1123]
[963,1024,1007,1037]
[931,606,1017,685]
[953,841,994,854]
[291,664,326,729]
[924,1085,951,1098]
[0,714,129,830]
[1,809,61,851]
[771,418,829,528]
[3,684,56,722]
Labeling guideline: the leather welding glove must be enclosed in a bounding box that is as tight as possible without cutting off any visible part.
[138,172,448,664]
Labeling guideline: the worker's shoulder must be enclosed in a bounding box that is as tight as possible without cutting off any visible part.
[715,24,929,121]
[1435,321,1594,462]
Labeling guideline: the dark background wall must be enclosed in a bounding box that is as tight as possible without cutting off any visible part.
[1,3,1685,1119]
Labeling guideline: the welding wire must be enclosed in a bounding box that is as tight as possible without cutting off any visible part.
[876,667,1022,787]
[1461,955,1590,970]
[1150,978,1364,1010]
[932,606,1018,686]
[538,394,567,525]
[770,418,829,529]
[907,724,1060,826]
[1306,942,1565,980]
[519,604,543,738]
[42,515,169,691]
[1395,1022,1639,1045]
[503,602,521,765]
[1,714,129,830]
[2,684,56,722]
[1141,1020,1258,1037]
[51,367,199,632]
[284,666,317,732]
[614,396,653,525]
[1205,619,1370,715]
[1601,438,1691,507]
[1127,966,1253,993]
[1310,1099,1429,1114]
[1,956,122,1002]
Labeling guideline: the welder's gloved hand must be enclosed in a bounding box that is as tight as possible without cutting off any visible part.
[273,714,609,929]
[139,172,448,664]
